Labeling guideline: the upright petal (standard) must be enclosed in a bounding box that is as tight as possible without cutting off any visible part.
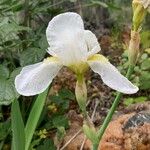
[46,12,88,66]
[84,30,101,57]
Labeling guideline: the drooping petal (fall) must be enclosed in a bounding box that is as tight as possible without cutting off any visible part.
[15,59,62,96]
[84,30,101,57]
[46,12,88,66]
[88,54,139,94]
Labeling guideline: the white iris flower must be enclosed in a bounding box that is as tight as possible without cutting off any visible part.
[15,12,138,96]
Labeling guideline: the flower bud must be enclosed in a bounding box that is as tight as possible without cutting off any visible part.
[75,74,87,114]
[128,31,140,65]
[132,0,149,31]
[83,123,98,144]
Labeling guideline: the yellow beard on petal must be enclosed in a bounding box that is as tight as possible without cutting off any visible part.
[43,57,59,63]
[44,57,89,75]
[68,62,89,75]
[87,54,108,62]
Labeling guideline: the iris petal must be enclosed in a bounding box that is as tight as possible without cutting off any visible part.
[88,54,139,94]
[84,30,101,57]
[46,12,87,65]
[15,59,62,96]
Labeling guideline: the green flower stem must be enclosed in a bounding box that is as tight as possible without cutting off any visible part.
[92,143,99,150]
[94,65,134,150]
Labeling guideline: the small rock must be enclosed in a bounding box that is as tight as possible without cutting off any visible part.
[99,113,150,150]
[123,113,150,130]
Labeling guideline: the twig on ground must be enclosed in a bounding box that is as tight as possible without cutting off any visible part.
[60,129,82,150]
[91,99,99,121]
[80,135,86,150]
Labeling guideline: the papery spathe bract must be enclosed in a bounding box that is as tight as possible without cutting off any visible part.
[139,0,150,9]
[133,0,150,9]
[15,12,138,96]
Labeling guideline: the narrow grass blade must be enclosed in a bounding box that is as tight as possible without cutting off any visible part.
[25,88,49,150]
[11,99,25,150]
